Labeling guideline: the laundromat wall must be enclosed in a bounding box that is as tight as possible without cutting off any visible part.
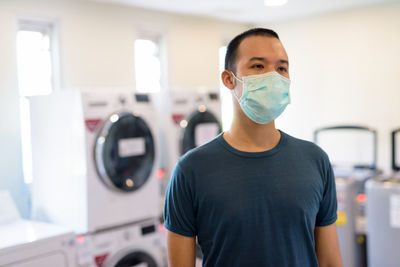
[0,0,250,218]
[260,3,400,173]
[2,0,400,219]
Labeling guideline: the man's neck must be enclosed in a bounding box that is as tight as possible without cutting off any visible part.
[223,113,281,153]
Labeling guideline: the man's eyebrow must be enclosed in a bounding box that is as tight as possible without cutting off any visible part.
[279,59,289,65]
[248,57,267,62]
[248,57,289,65]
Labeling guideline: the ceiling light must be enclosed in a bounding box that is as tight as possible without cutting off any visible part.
[264,0,288,6]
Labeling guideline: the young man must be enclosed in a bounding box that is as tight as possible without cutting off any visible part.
[164,28,343,267]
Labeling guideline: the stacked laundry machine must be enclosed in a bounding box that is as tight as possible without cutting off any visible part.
[29,89,164,266]
[314,125,379,267]
[158,89,223,199]
[163,90,222,184]
[366,128,400,267]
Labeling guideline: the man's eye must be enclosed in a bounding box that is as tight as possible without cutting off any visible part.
[252,64,264,69]
[278,67,287,72]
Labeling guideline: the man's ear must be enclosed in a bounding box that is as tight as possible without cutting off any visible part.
[221,70,235,90]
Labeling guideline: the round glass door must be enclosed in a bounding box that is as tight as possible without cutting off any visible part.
[95,112,155,193]
[181,110,222,155]
[115,251,158,267]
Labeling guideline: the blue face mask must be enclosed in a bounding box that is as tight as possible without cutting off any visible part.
[232,71,291,124]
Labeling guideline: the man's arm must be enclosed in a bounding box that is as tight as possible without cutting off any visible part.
[167,230,196,267]
[314,223,343,267]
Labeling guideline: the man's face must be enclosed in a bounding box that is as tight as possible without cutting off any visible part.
[235,35,289,80]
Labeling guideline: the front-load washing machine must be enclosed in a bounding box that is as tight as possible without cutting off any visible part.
[0,191,77,267]
[366,128,400,267]
[29,89,160,234]
[76,218,163,267]
[164,90,222,185]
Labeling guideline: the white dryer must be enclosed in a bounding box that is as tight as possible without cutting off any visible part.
[29,89,160,234]
[165,90,222,178]
[0,191,77,267]
[0,220,77,267]
[76,218,164,267]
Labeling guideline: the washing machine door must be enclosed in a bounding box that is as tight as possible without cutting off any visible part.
[106,250,158,267]
[95,112,155,193]
[180,110,222,155]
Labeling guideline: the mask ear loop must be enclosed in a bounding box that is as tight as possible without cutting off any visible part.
[230,71,243,101]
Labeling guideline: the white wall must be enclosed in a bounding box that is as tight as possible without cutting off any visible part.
[0,0,249,217]
[263,4,400,173]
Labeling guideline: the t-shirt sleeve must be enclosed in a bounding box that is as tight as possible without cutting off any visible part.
[316,159,338,227]
[163,163,197,237]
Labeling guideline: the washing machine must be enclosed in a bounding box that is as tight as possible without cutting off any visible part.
[366,128,400,267]
[76,218,164,267]
[314,125,379,267]
[29,89,160,234]
[0,191,77,267]
[164,90,222,186]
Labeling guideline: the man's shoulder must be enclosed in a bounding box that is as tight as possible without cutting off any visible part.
[178,135,223,170]
[284,132,329,160]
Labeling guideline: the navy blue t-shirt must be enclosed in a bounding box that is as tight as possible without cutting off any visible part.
[164,131,337,267]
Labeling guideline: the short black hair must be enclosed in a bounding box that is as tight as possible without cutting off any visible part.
[225,28,280,73]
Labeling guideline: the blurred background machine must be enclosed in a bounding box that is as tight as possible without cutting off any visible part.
[29,89,161,234]
[161,90,222,195]
[0,191,77,267]
[314,125,379,267]
[366,128,400,267]
[166,90,222,165]
[76,218,163,267]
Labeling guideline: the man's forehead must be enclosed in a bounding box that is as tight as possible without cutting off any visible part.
[237,35,288,61]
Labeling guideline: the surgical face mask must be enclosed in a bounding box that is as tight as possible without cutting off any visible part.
[232,71,291,124]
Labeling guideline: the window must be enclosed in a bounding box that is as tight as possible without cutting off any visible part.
[17,20,57,184]
[17,21,55,96]
[219,46,233,131]
[134,34,163,93]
